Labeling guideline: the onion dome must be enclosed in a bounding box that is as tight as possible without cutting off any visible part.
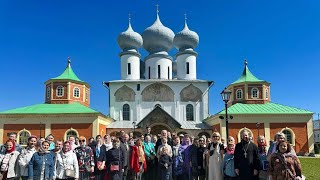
[117,20,143,51]
[142,13,175,53]
[173,20,199,51]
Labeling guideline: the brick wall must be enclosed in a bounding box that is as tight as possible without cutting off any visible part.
[270,123,308,153]
[228,123,265,144]
[51,123,92,141]
[3,124,45,143]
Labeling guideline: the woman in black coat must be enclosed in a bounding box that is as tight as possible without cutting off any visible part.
[106,138,124,180]
[94,135,107,180]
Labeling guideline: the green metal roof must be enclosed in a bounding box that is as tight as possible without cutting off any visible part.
[231,60,265,84]
[51,60,83,82]
[218,102,313,115]
[0,103,98,114]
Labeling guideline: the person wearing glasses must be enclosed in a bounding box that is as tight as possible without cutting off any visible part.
[206,132,225,180]
[74,136,95,180]
[197,137,206,180]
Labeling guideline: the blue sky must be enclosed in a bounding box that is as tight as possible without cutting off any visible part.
[0,0,320,118]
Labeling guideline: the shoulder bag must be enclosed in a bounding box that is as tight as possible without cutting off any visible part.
[62,153,75,177]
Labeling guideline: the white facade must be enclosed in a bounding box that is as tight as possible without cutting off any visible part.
[108,80,211,123]
[120,53,141,80]
[144,55,173,80]
[176,52,197,80]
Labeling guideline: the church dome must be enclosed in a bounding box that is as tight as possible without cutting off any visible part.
[173,21,199,50]
[117,22,143,51]
[142,14,175,53]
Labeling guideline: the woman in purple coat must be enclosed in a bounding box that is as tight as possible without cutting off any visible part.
[180,134,192,180]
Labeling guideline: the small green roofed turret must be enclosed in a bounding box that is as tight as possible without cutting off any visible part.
[231,59,266,85]
[51,57,83,82]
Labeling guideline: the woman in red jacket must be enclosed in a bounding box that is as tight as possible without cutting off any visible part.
[130,138,147,180]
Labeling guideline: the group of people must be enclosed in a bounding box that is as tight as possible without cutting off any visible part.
[0,127,304,180]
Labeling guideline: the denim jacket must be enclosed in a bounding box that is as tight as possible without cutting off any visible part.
[28,152,55,180]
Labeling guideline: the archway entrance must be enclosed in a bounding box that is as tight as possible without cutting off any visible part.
[151,124,172,137]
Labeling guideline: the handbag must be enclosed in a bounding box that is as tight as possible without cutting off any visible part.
[110,148,121,172]
[65,169,75,177]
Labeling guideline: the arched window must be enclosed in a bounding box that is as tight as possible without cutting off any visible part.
[238,127,254,142]
[251,88,259,98]
[18,129,31,147]
[46,86,51,99]
[186,104,194,121]
[282,129,294,145]
[56,86,64,97]
[236,89,243,99]
[64,128,79,141]
[123,104,130,121]
[73,87,80,98]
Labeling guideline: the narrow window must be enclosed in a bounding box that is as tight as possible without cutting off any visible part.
[127,63,131,75]
[186,104,194,121]
[137,84,140,91]
[168,66,170,79]
[56,86,64,97]
[186,62,190,74]
[73,87,80,98]
[236,89,243,99]
[158,65,161,79]
[266,89,269,99]
[46,86,51,99]
[123,104,130,121]
[148,66,151,79]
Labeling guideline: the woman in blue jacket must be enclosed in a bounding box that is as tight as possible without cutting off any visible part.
[28,140,55,180]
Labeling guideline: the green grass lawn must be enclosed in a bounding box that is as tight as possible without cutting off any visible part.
[300,157,320,179]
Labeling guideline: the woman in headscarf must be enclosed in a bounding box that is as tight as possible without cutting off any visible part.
[18,135,37,180]
[55,141,79,180]
[0,139,20,180]
[74,136,95,180]
[106,138,124,180]
[206,132,224,180]
[28,140,55,180]
[180,134,192,180]
[222,136,236,180]
[269,141,303,180]
[257,135,268,180]
[94,135,106,180]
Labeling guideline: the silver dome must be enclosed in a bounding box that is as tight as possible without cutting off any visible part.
[173,22,199,50]
[117,22,143,51]
[142,14,175,53]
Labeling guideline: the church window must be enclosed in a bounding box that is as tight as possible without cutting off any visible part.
[282,129,293,144]
[186,62,190,74]
[137,84,140,91]
[123,104,130,121]
[64,128,79,141]
[148,67,151,79]
[85,90,89,101]
[168,66,170,79]
[186,104,194,121]
[18,129,31,147]
[56,86,64,97]
[46,86,51,99]
[266,89,269,99]
[73,87,80,98]
[158,65,161,79]
[236,89,243,99]
[251,88,259,98]
[127,63,131,75]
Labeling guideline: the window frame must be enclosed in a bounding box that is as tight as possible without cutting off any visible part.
[281,127,295,146]
[236,89,243,99]
[186,104,194,121]
[17,129,31,147]
[73,87,80,98]
[46,86,51,99]
[122,104,130,121]
[56,86,64,97]
[251,88,259,99]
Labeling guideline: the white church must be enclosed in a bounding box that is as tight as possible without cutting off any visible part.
[104,10,212,137]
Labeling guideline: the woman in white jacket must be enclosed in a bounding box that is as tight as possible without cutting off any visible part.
[18,135,37,180]
[0,139,20,179]
[54,141,79,180]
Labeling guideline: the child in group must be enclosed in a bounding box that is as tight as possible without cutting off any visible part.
[159,146,172,180]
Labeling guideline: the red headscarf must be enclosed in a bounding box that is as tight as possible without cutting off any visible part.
[6,139,15,153]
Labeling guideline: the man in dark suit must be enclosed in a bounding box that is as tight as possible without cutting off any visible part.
[120,133,130,180]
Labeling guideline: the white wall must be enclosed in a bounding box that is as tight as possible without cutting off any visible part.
[176,54,197,80]
[120,54,140,80]
[144,57,172,79]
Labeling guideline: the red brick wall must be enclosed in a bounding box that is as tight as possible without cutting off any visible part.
[52,82,68,99]
[51,123,92,141]
[99,124,106,136]
[270,123,308,153]
[248,85,262,99]
[228,123,265,144]
[3,124,45,143]
[212,124,220,133]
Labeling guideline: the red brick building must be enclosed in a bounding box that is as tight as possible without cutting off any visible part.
[205,60,314,154]
[0,58,112,146]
